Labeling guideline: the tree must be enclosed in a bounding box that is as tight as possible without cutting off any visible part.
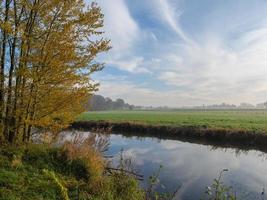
[90,95,107,111]
[114,99,125,110]
[87,95,136,111]
[0,0,110,144]
[105,97,113,110]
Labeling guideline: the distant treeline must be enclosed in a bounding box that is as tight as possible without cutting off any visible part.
[194,102,267,109]
[87,95,138,111]
[87,95,267,111]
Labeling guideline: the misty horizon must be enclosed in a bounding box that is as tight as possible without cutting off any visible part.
[89,94,267,109]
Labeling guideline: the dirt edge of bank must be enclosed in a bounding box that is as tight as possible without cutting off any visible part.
[71,121,267,152]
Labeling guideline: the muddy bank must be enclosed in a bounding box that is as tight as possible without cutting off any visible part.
[71,121,267,152]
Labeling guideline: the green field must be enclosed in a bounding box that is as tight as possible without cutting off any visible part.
[78,110,267,133]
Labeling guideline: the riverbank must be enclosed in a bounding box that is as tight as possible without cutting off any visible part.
[78,110,267,133]
[0,144,145,200]
[71,120,267,152]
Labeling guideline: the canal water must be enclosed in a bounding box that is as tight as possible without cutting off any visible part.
[62,131,267,200]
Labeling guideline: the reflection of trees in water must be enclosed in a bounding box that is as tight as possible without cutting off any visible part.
[209,145,267,160]
[121,131,267,159]
[58,131,111,156]
[257,152,267,161]
[106,149,144,180]
[97,129,267,156]
[108,148,142,178]
[209,145,249,157]
[97,130,267,161]
[106,130,267,160]
[120,131,267,159]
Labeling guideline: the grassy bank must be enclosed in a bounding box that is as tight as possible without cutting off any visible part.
[0,144,145,200]
[78,110,267,133]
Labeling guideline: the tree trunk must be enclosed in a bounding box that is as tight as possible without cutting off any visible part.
[0,0,11,140]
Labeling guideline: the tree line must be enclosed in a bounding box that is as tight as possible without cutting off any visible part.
[0,0,110,144]
[87,95,136,111]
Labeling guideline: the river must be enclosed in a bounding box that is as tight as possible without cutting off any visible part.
[62,131,267,200]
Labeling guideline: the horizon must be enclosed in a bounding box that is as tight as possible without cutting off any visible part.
[92,0,267,107]
[91,94,267,108]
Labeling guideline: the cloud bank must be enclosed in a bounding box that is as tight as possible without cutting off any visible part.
[94,0,267,107]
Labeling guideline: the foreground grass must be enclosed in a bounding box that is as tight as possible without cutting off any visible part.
[78,110,267,133]
[0,144,145,200]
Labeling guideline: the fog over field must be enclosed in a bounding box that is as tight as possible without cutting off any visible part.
[88,95,267,110]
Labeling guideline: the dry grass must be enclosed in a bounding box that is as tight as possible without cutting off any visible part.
[61,133,108,181]
[11,155,22,169]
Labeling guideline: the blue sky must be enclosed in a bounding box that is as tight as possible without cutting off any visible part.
[93,0,267,107]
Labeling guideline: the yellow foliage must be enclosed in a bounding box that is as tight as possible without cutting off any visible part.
[0,1,110,143]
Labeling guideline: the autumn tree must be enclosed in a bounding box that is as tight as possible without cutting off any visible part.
[0,0,110,144]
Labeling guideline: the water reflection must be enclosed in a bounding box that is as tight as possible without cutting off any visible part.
[62,131,267,200]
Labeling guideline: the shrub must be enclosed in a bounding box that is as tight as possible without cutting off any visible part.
[108,173,145,200]
[80,172,145,200]
[60,134,105,182]
[204,169,237,200]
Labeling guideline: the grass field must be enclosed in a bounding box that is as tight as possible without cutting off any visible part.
[78,110,267,132]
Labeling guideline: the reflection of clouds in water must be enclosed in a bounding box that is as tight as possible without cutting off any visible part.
[158,140,185,150]
[62,131,267,199]
[108,134,267,199]
[174,175,201,200]
[123,147,153,166]
[109,135,130,146]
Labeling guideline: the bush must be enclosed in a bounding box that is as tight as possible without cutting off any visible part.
[60,134,105,182]
[108,173,145,200]
[79,172,145,200]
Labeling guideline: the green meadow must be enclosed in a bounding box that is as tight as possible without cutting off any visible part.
[78,110,267,133]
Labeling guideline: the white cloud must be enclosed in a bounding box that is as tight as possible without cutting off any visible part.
[97,31,267,106]
[97,0,139,52]
[93,0,267,106]
[96,0,148,73]
[153,0,194,45]
[105,56,151,74]
[155,23,267,105]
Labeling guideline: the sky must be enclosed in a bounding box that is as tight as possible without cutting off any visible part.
[92,0,267,107]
